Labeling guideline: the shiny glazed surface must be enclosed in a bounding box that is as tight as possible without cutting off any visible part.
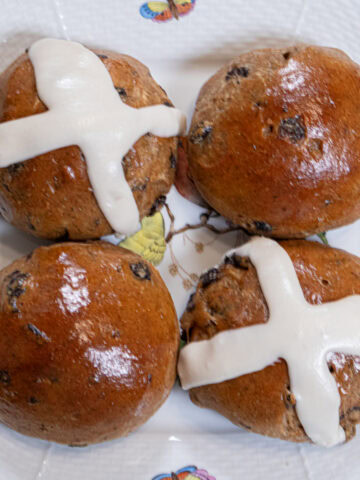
[0,242,179,445]
[181,240,360,443]
[188,46,360,237]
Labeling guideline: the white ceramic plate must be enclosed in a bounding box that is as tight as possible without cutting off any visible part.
[0,1,360,479]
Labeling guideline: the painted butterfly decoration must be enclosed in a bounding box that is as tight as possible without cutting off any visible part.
[118,212,166,266]
[152,465,216,480]
[140,0,196,22]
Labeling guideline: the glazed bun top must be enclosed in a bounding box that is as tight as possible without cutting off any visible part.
[180,239,360,444]
[188,45,360,238]
[0,241,179,445]
[0,42,181,240]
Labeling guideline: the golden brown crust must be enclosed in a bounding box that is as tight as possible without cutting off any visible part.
[181,240,360,443]
[188,45,360,238]
[0,241,179,445]
[0,49,178,239]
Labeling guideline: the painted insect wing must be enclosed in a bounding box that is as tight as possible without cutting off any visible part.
[152,466,197,480]
[140,1,168,19]
[148,1,170,11]
[175,0,196,15]
[174,0,196,4]
[154,8,173,22]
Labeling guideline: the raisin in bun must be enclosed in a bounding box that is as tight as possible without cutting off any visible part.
[0,48,178,240]
[181,240,360,443]
[0,242,179,445]
[188,45,360,238]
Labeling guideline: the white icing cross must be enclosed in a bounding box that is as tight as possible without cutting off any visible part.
[178,237,360,447]
[0,38,186,234]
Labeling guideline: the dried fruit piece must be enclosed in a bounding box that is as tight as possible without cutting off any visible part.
[169,152,177,169]
[6,270,29,313]
[115,86,127,99]
[7,162,24,175]
[254,220,273,233]
[130,262,151,280]
[278,115,306,143]
[224,254,249,270]
[27,323,50,342]
[200,268,219,288]
[186,293,196,312]
[189,121,213,144]
[0,371,10,385]
[283,51,291,60]
[226,66,249,81]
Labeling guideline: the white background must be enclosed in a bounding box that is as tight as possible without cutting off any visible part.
[0,0,360,478]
